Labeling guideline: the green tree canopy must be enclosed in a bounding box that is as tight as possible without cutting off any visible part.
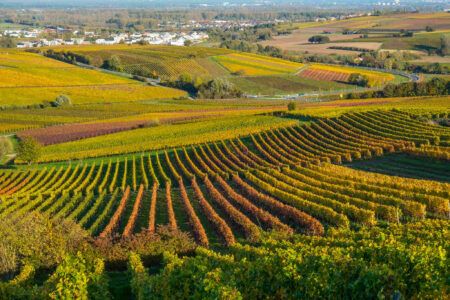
[16,137,41,165]
[308,35,330,44]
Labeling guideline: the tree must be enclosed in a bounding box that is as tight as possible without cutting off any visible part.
[52,95,72,107]
[0,37,16,48]
[197,79,242,99]
[16,137,41,165]
[308,35,330,44]
[101,55,123,72]
[0,136,13,162]
[425,26,434,32]
[287,102,297,111]
[440,35,450,56]
[348,73,370,87]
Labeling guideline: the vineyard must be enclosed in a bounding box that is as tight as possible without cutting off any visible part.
[299,68,350,82]
[212,52,304,76]
[0,51,187,106]
[2,110,449,245]
[298,64,396,87]
[1,10,449,299]
[52,44,231,80]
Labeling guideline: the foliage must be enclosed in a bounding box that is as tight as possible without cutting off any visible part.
[348,73,370,87]
[287,102,296,111]
[197,78,243,99]
[349,77,450,99]
[0,212,88,275]
[101,55,123,72]
[132,221,449,299]
[0,37,16,48]
[45,253,110,300]
[52,95,72,107]
[440,34,450,56]
[308,35,330,44]
[0,136,13,161]
[16,137,41,164]
[94,227,195,265]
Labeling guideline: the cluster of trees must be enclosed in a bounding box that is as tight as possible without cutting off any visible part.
[167,74,242,99]
[209,24,277,44]
[348,73,370,87]
[0,212,195,299]
[220,40,283,58]
[16,136,41,165]
[0,37,16,48]
[42,49,92,65]
[440,34,450,56]
[347,77,450,99]
[101,55,124,72]
[308,35,330,44]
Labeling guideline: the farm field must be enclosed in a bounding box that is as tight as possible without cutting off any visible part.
[1,23,449,298]
[49,44,231,79]
[228,74,351,95]
[347,153,450,182]
[298,64,395,87]
[1,96,449,298]
[42,45,398,97]
[36,115,298,162]
[262,12,450,64]
[0,51,187,106]
[2,111,449,242]
[212,52,304,76]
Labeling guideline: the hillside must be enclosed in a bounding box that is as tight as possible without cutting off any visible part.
[263,12,450,60]
[0,50,187,107]
[0,16,449,299]
[45,45,400,97]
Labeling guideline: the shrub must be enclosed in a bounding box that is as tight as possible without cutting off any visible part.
[45,252,110,300]
[0,136,13,162]
[101,55,123,72]
[197,78,243,99]
[308,35,330,44]
[52,94,72,107]
[0,212,89,275]
[348,73,370,87]
[16,137,41,165]
[287,102,297,111]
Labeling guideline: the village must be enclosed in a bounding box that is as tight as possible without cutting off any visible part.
[0,27,209,48]
[0,11,378,49]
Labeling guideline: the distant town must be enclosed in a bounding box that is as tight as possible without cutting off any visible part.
[0,28,209,48]
[0,12,375,48]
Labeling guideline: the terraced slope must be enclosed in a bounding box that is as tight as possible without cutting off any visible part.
[1,110,448,246]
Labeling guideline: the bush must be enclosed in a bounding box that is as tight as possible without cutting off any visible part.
[197,78,243,99]
[287,102,297,111]
[52,94,72,107]
[0,136,13,162]
[101,55,123,72]
[141,221,449,299]
[308,35,330,44]
[16,137,41,165]
[45,252,110,300]
[94,226,195,267]
[0,212,89,275]
[348,73,370,87]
